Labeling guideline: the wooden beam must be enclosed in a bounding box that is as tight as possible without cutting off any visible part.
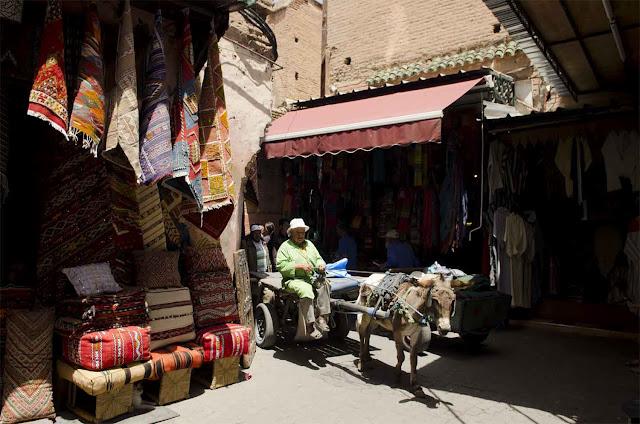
[548,23,640,47]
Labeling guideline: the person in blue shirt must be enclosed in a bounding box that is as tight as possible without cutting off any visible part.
[382,229,419,269]
[336,223,358,269]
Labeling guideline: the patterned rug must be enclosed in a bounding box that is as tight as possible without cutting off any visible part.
[27,0,68,138]
[68,5,105,156]
[165,9,203,208]
[36,144,115,305]
[139,10,172,184]
[104,0,142,181]
[182,22,235,239]
[0,308,55,423]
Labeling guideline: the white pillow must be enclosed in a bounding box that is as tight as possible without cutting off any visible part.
[62,263,122,297]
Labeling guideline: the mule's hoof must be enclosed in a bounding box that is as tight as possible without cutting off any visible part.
[411,386,426,398]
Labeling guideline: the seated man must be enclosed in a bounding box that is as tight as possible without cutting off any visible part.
[382,229,419,269]
[241,224,272,273]
[276,218,330,340]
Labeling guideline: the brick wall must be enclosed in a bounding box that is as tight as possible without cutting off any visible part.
[268,0,323,107]
[327,0,506,92]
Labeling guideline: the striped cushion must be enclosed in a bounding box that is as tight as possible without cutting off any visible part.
[146,288,196,350]
[196,324,250,361]
[149,342,205,380]
[56,359,153,396]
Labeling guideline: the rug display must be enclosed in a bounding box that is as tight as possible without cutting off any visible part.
[134,250,181,289]
[183,245,228,274]
[192,286,240,328]
[68,5,105,156]
[149,342,205,380]
[61,326,150,371]
[165,8,203,208]
[27,0,68,139]
[160,188,184,250]
[139,10,172,184]
[233,249,256,369]
[104,0,142,180]
[183,270,232,291]
[197,323,250,362]
[0,308,55,424]
[36,145,115,305]
[56,359,153,397]
[182,22,235,239]
[146,287,195,350]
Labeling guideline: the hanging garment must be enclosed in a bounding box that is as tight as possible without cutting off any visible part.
[27,0,68,138]
[104,0,143,180]
[165,9,204,208]
[68,5,105,156]
[139,10,173,184]
[182,21,234,239]
[488,140,505,202]
[601,130,640,192]
[555,137,592,198]
[505,213,527,307]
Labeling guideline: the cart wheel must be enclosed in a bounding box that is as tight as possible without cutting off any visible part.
[329,314,351,340]
[461,332,489,346]
[402,326,431,352]
[255,303,277,349]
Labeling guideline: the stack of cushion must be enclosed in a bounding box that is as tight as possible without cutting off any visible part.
[145,287,196,350]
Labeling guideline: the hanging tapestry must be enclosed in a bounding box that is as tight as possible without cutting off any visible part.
[64,14,83,108]
[104,0,143,181]
[27,0,68,138]
[139,10,172,184]
[182,21,234,239]
[165,9,203,208]
[68,5,105,156]
[37,145,115,305]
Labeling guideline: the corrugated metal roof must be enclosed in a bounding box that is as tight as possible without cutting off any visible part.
[366,41,521,87]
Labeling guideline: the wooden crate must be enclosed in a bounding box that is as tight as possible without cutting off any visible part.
[66,380,133,423]
[234,249,256,369]
[144,368,191,406]
[194,357,240,389]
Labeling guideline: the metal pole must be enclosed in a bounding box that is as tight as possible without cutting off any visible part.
[468,93,485,241]
[320,0,328,97]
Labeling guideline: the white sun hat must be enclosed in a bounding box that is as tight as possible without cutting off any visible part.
[287,218,309,236]
[250,224,263,233]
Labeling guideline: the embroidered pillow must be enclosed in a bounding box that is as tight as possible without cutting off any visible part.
[183,246,227,273]
[62,263,122,297]
[134,250,182,288]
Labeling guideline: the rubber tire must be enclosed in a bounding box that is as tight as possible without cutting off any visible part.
[329,314,351,340]
[461,332,489,346]
[402,326,431,352]
[255,303,277,349]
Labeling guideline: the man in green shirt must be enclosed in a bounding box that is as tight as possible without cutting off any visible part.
[276,218,330,340]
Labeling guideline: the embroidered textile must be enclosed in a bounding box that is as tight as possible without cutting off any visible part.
[183,270,232,291]
[0,308,55,424]
[197,324,250,362]
[0,0,23,23]
[61,326,151,371]
[183,245,227,273]
[27,0,68,138]
[139,10,172,184]
[68,6,105,155]
[104,0,142,180]
[146,288,195,350]
[62,262,122,297]
[160,188,183,249]
[134,250,182,289]
[56,359,153,397]
[183,24,235,238]
[165,9,203,207]
[149,342,205,380]
[191,280,239,329]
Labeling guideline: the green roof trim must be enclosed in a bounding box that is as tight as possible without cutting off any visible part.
[367,41,521,86]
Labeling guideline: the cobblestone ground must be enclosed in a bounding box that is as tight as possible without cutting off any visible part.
[166,325,638,424]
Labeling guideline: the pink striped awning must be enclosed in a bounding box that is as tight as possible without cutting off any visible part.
[263,77,484,158]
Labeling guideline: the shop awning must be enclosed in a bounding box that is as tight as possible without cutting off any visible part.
[263,76,485,158]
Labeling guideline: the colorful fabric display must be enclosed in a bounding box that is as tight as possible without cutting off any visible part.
[62,262,122,297]
[182,21,235,239]
[184,270,232,291]
[139,10,172,184]
[0,308,55,424]
[68,5,105,155]
[56,359,153,397]
[27,0,68,138]
[146,288,195,350]
[56,289,148,333]
[134,250,182,289]
[149,342,205,380]
[104,0,142,180]
[197,323,250,362]
[166,9,203,207]
[61,326,151,371]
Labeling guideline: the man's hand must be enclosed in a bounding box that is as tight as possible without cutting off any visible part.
[317,263,326,274]
[295,263,313,273]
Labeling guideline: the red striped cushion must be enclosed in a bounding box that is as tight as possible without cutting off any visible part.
[197,324,250,362]
[149,342,205,379]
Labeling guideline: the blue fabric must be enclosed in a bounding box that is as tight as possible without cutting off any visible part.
[386,240,418,268]
[337,235,357,269]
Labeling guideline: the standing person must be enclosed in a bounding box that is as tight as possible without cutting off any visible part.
[276,218,329,339]
[336,223,358,269]
[380,230,419,269]
[241,224,272,273]
[263,221,276,266]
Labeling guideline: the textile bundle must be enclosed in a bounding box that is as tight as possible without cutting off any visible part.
[182,22,235,239]
[165,9,203,208]
[149,342,205,380]
[139,10,173,184]
[197,323,250,362]
[104,0,143,181]
[68,5,105,156]
[61,326,151,371]
[27,0,68,138]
